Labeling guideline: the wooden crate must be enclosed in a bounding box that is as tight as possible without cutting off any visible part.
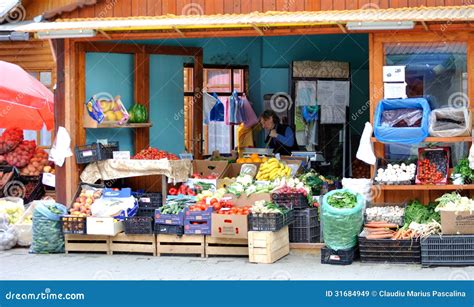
[248,226,290,264]
[65,234,110,255]
[205,237,249,257]
[109,233,157,256]
[157,234,205,257]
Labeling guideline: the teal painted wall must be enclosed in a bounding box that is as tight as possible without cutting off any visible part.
[84,34,369,153]
[85,53,134,151]
[149,55,186,154]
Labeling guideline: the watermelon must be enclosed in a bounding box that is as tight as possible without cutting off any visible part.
[128,104,148,123]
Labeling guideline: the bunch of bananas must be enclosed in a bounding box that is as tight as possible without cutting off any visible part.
[256,158,291,181]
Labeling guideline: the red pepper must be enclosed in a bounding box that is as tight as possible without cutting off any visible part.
[168,188,178,195]
[178,184,187,195]
[187,188,196,196]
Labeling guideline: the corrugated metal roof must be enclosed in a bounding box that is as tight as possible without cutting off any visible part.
[13,5,474,33]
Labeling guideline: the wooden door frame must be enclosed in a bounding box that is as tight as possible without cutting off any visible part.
[55,40,203,205]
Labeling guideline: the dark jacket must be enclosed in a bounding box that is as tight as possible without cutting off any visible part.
[265,123,299,155]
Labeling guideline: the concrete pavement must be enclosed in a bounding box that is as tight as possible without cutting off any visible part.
[1,248,472,280]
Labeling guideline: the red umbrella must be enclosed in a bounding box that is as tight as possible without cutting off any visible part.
[0,60,54,131]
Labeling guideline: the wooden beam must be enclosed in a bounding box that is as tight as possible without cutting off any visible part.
[421,21,429,31]
[172,26,186,38]
[251,24,265,36]
[337,23,347,33]
[193,50,204,158]
[52,39,66,205]
[133,52,150,153]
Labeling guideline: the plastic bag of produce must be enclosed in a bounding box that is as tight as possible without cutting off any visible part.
[429,107,471,137]
[341,178,372,203]
[0,197,25,225]
[12,202,36,246]
[0,213,18,250]
[91,196,136,218]
[322,189,364,251]
[374,98,431,144]
[30,201,67,254]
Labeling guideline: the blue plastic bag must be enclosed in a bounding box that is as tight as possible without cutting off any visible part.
[374,98,431,144]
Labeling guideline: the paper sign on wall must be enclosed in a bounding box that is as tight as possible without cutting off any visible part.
[317,81,350,106]
[384,82,407,99]
[383,66,405,82]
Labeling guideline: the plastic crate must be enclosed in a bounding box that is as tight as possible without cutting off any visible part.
[271,192,309,209]
[358,236,421,264]
[155,208,185,226]
[321,246,358,265]
[293,208,318,228]
[290,225,320,243]
[61,216,87,234]
[421,235,474,267]
[137,207,156,217]
[137,193,163,208]
[364,203,406,226]
[248,210,294,232]
[124,216,154,234]
[184,220,211,235]
[74,142,119,164]
[0,165,17,197]
[155,224,184,235]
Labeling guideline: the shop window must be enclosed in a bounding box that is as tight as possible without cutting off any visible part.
[385,42,467,108]
[25,71,54,148]
[183,65,248,154]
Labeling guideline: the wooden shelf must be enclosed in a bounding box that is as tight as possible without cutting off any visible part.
[84,122,152,129]
[371,136,473,144]
[374,184,474,191]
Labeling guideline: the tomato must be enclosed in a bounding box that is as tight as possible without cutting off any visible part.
[210,198,218,205]
[213,203,222,211]
[200,204,208,211]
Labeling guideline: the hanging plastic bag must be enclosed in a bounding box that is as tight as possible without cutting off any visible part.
[30,201,67,254]
[322,189,364,251]
[356,122,376,165]
[429,107,471,137]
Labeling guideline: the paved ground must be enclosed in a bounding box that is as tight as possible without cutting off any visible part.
[1,248,472,280]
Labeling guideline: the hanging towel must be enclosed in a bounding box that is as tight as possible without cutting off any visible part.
[203,93,218,124]
[321,105,346,124]
[302,106,319,123]
[295,81,317,106]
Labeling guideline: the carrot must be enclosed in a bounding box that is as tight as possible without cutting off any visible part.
[364,222,398,228]
[365,229,395,235]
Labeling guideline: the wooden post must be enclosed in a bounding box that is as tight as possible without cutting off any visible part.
[193,50,204,159]
[52,39,67,205]
[133,51,150,153]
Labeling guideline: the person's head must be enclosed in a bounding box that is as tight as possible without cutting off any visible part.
[260,110,280,130]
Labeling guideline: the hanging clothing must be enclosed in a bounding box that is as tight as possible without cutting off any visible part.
[241,96,258,128]
[295,81,317,106]
[237,123,254,151]
[203,93,218,124]
[321,105,346,124]
[209,100,224,122]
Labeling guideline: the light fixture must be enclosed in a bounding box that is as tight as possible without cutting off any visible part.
[36,29,96,39]
[0,31,29,41]
[346,21,415,31]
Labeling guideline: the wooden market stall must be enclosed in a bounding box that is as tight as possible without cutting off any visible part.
[9,1,474,208]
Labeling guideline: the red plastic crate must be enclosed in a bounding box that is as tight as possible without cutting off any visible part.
[416,147,450,185]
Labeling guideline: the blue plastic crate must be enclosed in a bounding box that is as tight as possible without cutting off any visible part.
[184,220,211,235]
[155,208,185,226]
[184,207,213,222]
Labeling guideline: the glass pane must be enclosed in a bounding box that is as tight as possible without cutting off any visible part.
[385,42,467,108]
[204,69,231,93]
[40,125,52,147]
[40,72,52,86]
[183,67,193,92]
[23,130,37,143]
[233,69,244,92]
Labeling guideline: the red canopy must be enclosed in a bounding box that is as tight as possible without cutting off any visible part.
[0,60,54,131]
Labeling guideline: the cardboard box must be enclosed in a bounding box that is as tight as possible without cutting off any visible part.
[87,217,123,236]
[192,160,228,179]
[223,193,272,207]
[440,210,474,234]
[184,220,211,235]
[217,163,259,189]
[155,208,185,226]
[211,213,248,239]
